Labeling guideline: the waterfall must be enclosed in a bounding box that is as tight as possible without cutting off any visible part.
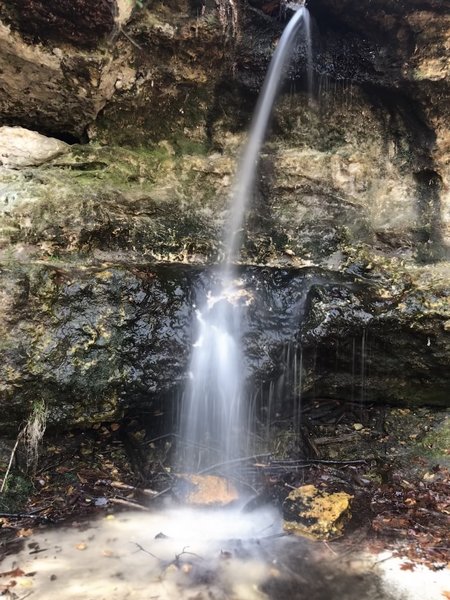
[179,6,312,472]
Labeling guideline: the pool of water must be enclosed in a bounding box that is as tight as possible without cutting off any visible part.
[1,507,448,599]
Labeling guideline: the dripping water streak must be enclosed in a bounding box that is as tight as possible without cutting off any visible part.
[303,9,313,101]
[360,327,367,405]
[297,345,303,435]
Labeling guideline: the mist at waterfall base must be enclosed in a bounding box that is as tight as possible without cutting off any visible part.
[179,6,312,473]
[2,509,442,600]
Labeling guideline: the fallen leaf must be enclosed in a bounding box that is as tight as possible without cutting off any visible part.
[76,543,87,551]
[55,466,73,474]
[0,568,25,578]
[17,528,33,538]
[0,581,17,593]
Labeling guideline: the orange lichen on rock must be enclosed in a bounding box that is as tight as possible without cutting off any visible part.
[177,474,239,506]
[283,484,352,540]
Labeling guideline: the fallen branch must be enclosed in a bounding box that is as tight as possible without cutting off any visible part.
[0,434,22,493]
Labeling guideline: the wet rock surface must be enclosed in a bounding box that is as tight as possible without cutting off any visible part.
[0,259,448,431]
[0,0,448,428]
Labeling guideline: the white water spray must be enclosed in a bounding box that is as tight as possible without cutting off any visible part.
[180,6,312,471]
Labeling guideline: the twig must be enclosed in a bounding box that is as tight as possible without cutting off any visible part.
[269,458,371,465]
[146,432,220,454]
[175,546,203,562]
[111,481,159,497]
[109,497,150,511]
[149,486,171,500]
[323,541,338,555]
[197,453,272,475]
[0,434,22,493]
[0,511,50,520]
[132,542,161,560]
[119,27,142,49]
[213,471,259,495]
[313,433,360,445]
[145,433,175,445]
[159,461,175,480]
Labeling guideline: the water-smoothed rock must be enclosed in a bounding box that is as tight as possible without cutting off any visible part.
[0,126,69,168]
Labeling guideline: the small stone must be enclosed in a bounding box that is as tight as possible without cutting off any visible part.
[353,423,364,431]
[95,497,108,507]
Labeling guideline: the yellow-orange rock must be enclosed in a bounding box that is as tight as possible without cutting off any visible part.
[177,474,239,507]
[283,484,352,540]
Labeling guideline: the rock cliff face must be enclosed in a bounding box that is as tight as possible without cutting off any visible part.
[0,0,448,430]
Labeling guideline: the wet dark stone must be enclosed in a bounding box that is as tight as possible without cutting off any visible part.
[3,0,117,47]
[1,261,448,432]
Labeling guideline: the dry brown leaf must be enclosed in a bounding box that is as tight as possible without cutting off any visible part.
[0,568,25,578]
[17,528,33,538]
[76,543,87,551]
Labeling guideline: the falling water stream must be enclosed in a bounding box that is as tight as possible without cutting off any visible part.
[180,6,312,471]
